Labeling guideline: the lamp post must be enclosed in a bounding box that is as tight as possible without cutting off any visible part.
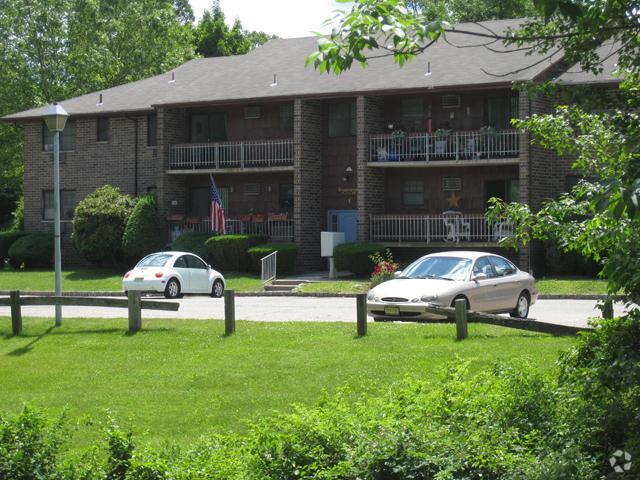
[43,103,69,326]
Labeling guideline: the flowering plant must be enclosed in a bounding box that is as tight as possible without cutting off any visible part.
[369,249,400,287]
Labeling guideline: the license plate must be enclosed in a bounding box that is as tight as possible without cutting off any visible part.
[134,277,144,282]
[384,306,400,316]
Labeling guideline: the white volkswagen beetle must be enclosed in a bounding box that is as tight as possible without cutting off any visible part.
[367,251,537,321]
[122,251,225,299]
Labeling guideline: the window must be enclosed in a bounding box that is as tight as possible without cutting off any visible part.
[279,183,293,210]
[488,256,516,277]
[147,114,157,146]
[401,98,424,121]
[188,187,209,217]
[473,256,496,278]
[245,183,260,196]
[191,113,227,142]
[244,105,261,119]
[43,120,75,151]
[485,179,519,206]
[486,96,519,129]
[280,104,293,130]
[97,117,110,141]
[43,190,76,221]
[402,180,424,207]
[328,101,356,137]
[173,256,188,268]
[186,255,207,269]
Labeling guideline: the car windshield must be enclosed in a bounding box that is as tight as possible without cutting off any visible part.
[400,256,472,281]
[136,254,172,268]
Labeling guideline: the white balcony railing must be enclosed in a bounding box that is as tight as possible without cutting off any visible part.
[168,217,294,242]
[169,139,294,170]
[370,214,514,244]
[370,129,519,163]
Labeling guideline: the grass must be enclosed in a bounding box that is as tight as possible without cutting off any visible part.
[0,318,573,449]
[536,277,608,295]
[0,268,263,293]
[297,279,369,294]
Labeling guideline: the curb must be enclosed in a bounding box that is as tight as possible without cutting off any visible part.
[0,290,617,300]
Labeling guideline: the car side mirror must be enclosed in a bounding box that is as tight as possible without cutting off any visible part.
[207,264,211,270]
[472,272,487,281]
[393,270,403,278]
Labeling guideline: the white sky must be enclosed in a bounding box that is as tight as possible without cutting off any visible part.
[189,0,353,38]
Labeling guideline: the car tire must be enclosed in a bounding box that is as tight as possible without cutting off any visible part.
[164,278,181,299]
[211,279,224,298]
[510,291,530,319]
[451,295,470,310]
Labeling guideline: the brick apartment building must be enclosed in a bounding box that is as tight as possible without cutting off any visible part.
[2,19,619,271]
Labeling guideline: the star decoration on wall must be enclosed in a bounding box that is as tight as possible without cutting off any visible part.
[447,192,461,208]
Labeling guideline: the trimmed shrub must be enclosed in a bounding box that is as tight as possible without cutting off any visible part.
[545,242,601,276]
[205,234,267,272]
[7,233,53,269]
[122,194,164,259]
[334,242,384,276]
[11,195,24,231]
[0,230,27,265]
[172,231,215,261]
[72,185,133,266]
[248,242,298,274]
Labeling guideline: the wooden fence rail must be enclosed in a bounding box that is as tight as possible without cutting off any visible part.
[425,301,592,337]
[2,291,179,335]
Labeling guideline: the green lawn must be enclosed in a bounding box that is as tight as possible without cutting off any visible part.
[297,279,369,294]
[535,277,608,295]
[0,318,573,449]
[0,268,263,293]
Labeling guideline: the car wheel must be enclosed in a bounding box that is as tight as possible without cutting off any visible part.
[164,278,181,299]
[510,291,530,319]
[211,279,224,298]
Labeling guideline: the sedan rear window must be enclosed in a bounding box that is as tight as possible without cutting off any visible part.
[401,256,472,281]
[136,254,172,267]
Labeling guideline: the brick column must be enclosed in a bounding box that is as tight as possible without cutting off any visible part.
[157,107,187,220]
[356,95,385,241]
[293,99,323,270]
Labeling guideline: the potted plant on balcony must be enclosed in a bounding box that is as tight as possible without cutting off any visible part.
[434,128,451,157]
[480,126,497,159]
[388,127,406,162]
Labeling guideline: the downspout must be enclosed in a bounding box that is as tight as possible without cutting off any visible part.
[126,116,139,196]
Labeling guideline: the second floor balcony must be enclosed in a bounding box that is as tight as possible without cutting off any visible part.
[169,138,294,171]
[370,129,519,165]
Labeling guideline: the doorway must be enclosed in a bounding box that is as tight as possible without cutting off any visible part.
[327,210,358,242]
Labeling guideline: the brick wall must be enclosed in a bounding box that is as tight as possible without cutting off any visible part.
[356,95,386,241]
[23,114,162,265]
[293,99,323,270]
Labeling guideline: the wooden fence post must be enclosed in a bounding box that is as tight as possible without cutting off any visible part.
[356,294,367,337]
[224,289,235,335]
[128,291,142,333]
[10,290,22,336]
[602,297,614,320]
[455,298,468,340]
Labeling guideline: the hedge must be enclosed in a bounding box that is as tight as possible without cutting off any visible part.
[205,234,268,272]
[0,231,28,265]
[333,242,384,276]
[7,233,54,269]
[248,242,298,274]
[172,232,215,261]
[122,194,164,259]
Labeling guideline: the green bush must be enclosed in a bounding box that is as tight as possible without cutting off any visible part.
[545,241,601,276]
[7,233,53,269]
[334,242,384,276]
[122,195,164,260]
[0,230,27,265]
[205,234,267,272]
[172,232,215,261]
[248,242,298,274]
[11,195,24,231]
[72,185,133,266]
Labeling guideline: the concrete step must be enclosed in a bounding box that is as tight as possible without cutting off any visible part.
[264,284,297,292]
[271,279,309,286]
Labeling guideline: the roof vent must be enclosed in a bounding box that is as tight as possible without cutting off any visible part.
[96,93,103,106]
[424,61,432,77]
[169,72,175,83]
[270,74,277,87]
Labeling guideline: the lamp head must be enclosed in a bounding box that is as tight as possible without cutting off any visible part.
[43,103,69,132]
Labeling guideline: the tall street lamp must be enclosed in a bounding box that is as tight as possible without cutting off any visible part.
[43,103,69,326]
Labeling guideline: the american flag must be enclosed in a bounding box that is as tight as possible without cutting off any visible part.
[209,175,226,234]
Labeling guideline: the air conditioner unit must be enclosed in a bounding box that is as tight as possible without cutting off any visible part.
[244,106,261,119]
[441,95,461,109]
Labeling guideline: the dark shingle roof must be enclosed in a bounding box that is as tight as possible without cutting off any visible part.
[2,18,587,121]
[556,42,622,85]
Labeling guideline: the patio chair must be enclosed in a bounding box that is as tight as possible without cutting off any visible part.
[443,211,471,242]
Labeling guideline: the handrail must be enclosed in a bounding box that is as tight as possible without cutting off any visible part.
[261,251,277,284]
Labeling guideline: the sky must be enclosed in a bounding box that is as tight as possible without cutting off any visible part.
[189,0,353,38]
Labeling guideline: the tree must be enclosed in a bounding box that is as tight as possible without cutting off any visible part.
[407,0,536,23]
[122,194,164,259]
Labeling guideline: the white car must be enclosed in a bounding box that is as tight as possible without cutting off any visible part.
[122,251,225,299]
[367,251,537,321]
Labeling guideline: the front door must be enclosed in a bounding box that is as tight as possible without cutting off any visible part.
[327,210,358,243]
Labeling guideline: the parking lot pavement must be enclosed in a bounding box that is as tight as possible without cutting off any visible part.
[0,297,627,328]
